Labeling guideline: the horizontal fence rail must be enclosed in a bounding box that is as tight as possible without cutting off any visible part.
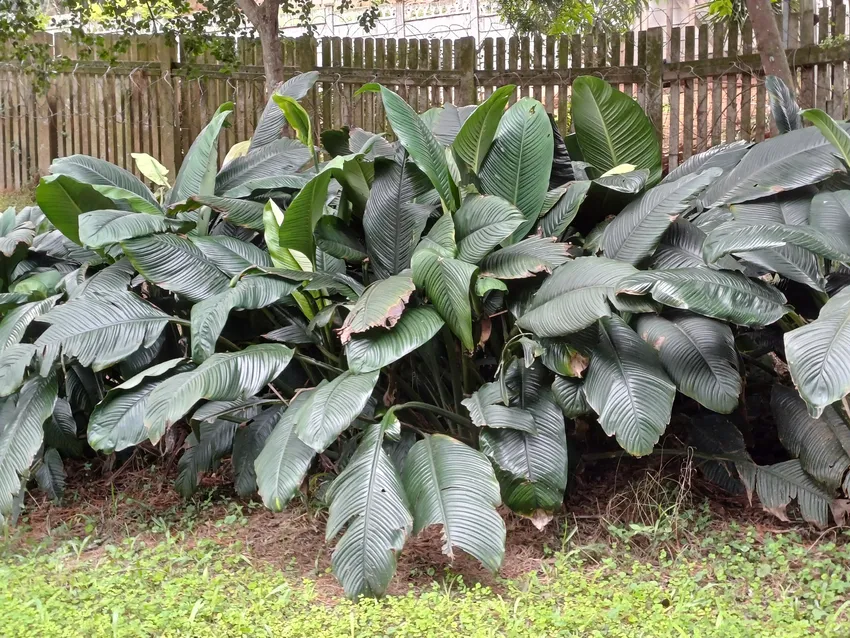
[1,0,848,190]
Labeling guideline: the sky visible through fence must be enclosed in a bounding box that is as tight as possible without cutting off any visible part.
[1,0,849,191]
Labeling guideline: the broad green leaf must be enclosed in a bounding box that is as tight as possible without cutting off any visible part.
[215,138,312,194]
[0,374,57,515]
[339,274,415,343]
[766,76,802,133]
[131,152,170,186]
[772,385,850,494]
[538,180,591,238]
[192,196,265,231]
[190,277,295,362]
[540,338,588,378]
[412,250,477,350]
[274,167,335,269]
[378,85,457,210]
[756,459,838,527]
[0,295,60,350]
[661,141,750,184]
[479,394,567,527]
[517,257,638,337]
[454,195,525,263]
[122,234,231,302]
[785,287,850,417]
[0,344,36,397]
[617,268,789,327]
[636,313,741,413]
[601,169,720,265]
[189,235,272,277]
[325,411,412,598]
[78,210,187,248]
[571,76,662,185]
[34,448,65,502]
[10,270,62,297]
[35,174,115,244]
[584,316,675,457]
[88,360,191,453]
[552,376,590,418]
[222,174,312,198]
[346,307,444,374]
[315,216,368,262]
[250,71,319,151]
[431,103,476,145]
[703,221,850,264]
[72,259,135,299]
[167,102,234,205]
[175,419,237,498]
[295,370,380,452]
[461,384,537,433]
[652,218,739,270]
[403,434,505,572]
[50,155,160,211]
[702,126,848,208]
[233,406,281,497]
[453,84,515,172]
[144,344,294,444]
[802,108,850,166]
[479,236,571,280]
[255,392,317,510]
[363,154,434,279]
[478,97,553,239]
[0,211,35,257]
[35,292,171,373]
[273,95,313,148]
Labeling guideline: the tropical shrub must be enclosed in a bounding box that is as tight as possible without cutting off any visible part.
[2,69,850,598]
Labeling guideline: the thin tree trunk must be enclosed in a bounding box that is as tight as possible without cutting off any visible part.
[746,0,796,91]
[236,0,285,95]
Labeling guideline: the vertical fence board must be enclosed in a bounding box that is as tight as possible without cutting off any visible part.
[682,26,695,160]
[669,27,681,170]
[697,25,709,152]
[740,22,753,142]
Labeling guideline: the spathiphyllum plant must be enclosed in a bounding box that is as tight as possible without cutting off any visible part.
[3,69,850,597]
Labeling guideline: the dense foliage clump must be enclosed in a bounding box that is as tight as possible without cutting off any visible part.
[2,71,850,597]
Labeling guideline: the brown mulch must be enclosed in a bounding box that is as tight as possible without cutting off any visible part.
[6,452,830,599]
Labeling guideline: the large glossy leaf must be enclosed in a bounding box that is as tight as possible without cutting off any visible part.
[190,277,295,362]
[772,385,850,494]
[617,268,789,327]
[175,420,237,498]
[325,411,413,599]
[551,376,590,418]
[315,216,367,262]
[412,250,477,350]
[0,374,57,516]
[584,316,675,456]
[35,292,171,372]
[363,154,434,279]
[661,141,750,184]
[461,382,537,433]
[766,75,802,133]
[232,406,281,497]
[189,235,272,277]
[50,155,159,212]
[702,126,847,208]
[454,195,525,264]
[122,234,231,302]
[478,97,553,239]
[168,103,234,205]
[517,257,637,337]
[635,313,741,413]
[346,307,444,374]
[255,392,317,510]
[453,84,514,172]
[295,370,380,452]
[72,259,135,299]
[785,287,850,416]
[601,169,719,265]
[34,447,65,502]
[651,219,716,269]
[0,295,59,350]
[378,86,457,210]
[431,103,476,145]
[87,359,190,453]
[216,138,312,193]
[250,72,319,151]
[538,180,591,238]
[479,236,571,280]
[479,394,567,527]
[801,108,850,168]
[144,344,294,444]
[192,196,265,231]
[35,175,115,245]
[403,434,505,572]
[78,210,187,248]
[0,344,35,397]
[571,76,662,185]
[0,210,35,257]
[756,460,840,527]
[703,221,850,265]
[339,274,415,343]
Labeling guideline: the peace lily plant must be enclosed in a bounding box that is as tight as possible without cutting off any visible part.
[2,71,850,597]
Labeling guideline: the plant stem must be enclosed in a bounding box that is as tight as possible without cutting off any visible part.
[294,353,343,375]
[441,327,463,413]
[394,401,474,430]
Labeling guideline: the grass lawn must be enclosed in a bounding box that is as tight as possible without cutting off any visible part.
[2,466,849,638]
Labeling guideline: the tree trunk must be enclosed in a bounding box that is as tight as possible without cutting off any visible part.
[236,0,285,94]
[746,0,796,91]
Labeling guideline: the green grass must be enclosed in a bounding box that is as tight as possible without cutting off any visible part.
[2,515,849,637]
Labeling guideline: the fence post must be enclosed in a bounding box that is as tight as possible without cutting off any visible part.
[157,36,177,175]
[645,27,664,145]
[456,37,476,106]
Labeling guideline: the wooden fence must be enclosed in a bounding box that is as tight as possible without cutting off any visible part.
[2,0,850,191]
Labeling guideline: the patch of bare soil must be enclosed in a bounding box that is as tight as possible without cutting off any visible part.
[8,452,839,599]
